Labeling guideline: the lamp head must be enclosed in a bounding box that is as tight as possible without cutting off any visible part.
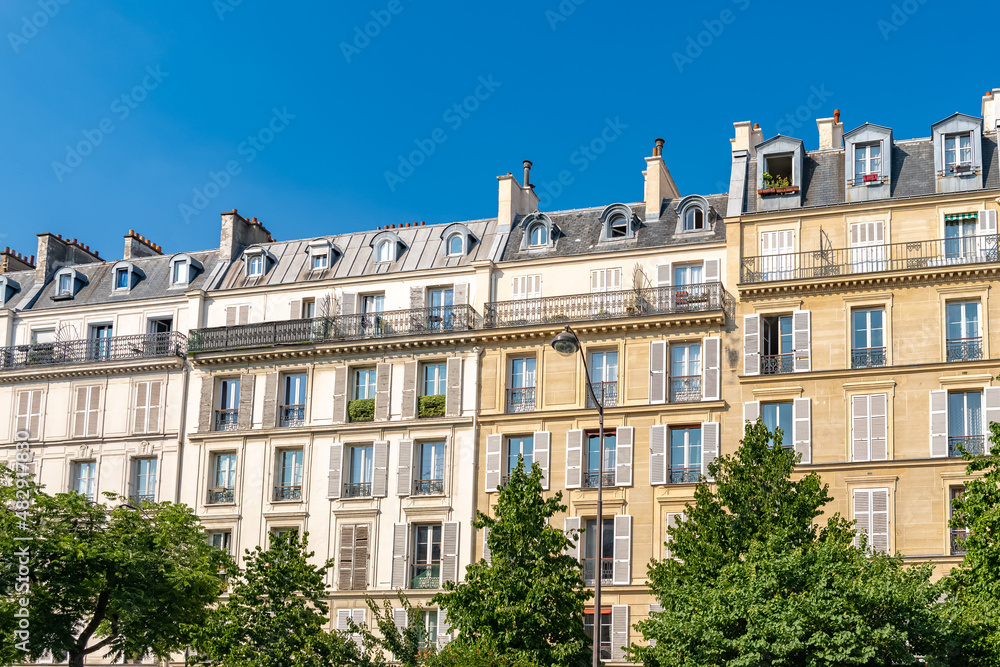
[550,326,580,355]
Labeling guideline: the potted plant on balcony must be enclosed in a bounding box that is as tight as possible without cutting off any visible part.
[348,398,375,422]
[758,172,797,195]
[418,394,446,418]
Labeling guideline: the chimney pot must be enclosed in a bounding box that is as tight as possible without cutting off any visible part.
[523,160,532,187]
[834,108,841,123]
[420,221,425,225]
[654,137,664,156]
[752,123,759,130]
[3,247,7,253]
[232,208,237,213]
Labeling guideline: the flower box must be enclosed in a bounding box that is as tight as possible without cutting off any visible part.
[863,173,879,183]
[758,186,799,196]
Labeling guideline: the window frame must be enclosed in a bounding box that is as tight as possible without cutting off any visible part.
[528,223,548,247]
[668,425,702,483]
[944,132,974,172]
[132,457,157,502]
[761,402,794,448]
[446,233,464,256]
[274,448,304,501]
[72,461,97,501]
[505,435,534,481]
[584,430,616,488]
[422,362,447,397]
[353,367,377,400]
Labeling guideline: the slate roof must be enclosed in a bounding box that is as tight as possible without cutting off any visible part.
[0,269,37,311]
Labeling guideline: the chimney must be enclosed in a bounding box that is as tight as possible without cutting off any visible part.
[123,230,163,260]
[643,138,681,221]
[816,109,844,150]
[219,208,272,260]
[523,160,533,188]
[34,233,102,283]
[0,247,35,273]
[983,89,1000,133]
[731,121,764,157]
[497,166,540,233]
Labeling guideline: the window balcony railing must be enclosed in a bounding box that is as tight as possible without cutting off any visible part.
[506,386,536,413]
[207,488,235,504]
[947,337,983,362]
[581,557,614,585]
[949,435,986,458]
[409,563,440,589]
[273,485,303,501]
[0,331,187,370]
[669,466,701,484]
[761,353,794,375]
[852,347,887,369]
[587,381,618,409]
[413,479,444,495]
[740,235,999,284]
[279,404,305,427]
[951,528,970,555]
[582,471,616,489]
[342,482,372,498]
[130,493,155,503]
[215,409,239,431]
[669,375,701,403]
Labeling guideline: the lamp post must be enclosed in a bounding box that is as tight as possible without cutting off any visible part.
[551,325,604,667]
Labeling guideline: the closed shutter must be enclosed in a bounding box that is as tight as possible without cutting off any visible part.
[390,523,408,589]
[793,398,812,464]
[85,386,100,436]
[612,515,631,585]
[338,524,355,589]
[565,429,583,489]
[396,440,413,497]
[852,395,870,462]
[341,292,356,316]
[289,299,302,320]
[744,314,761,376]
[485,434,502,493]
[375,362,391,421]
[133,382,149,434]
[700,422,720,482]
[146,381,161,434]
[854,489,890,553]
[73,386,88,437]
[793,310,812,372]
[702,336,721,401]
[197,376,214,434]
[332,367,348,423]
[392,608,408,633]
[564,517,581,560]
[354,526,369,590]
[985,387,1000,454]
[649,340,666,405]
[482,527,491,564]
[870,394,888,461]
[260,372,277,429]
[441,521,460,584]
[615,427,633,487]
[611,605,630,661]
[401,360,418,420]
[238,373,256,431]
[853,489,870,549]
[512,275,525,300]
[237,305,249,325]
[372,441,389,497]
[930,390,948,458]
[704,258,720,283]
[225,307,236,326]
[607,267,621,291]
[437,609,451,649]
[328,444,343,499]
[656,263,671,287]
[649,425,667,485]
[453,282,469,306]
[410,286,424,310]
[534,431,551,490]
[648,605,663,647]
[665,512,684,559]
[590,269,605,293]
[527,274,541,298]
[743,400,761,424]
[445,357,462,417]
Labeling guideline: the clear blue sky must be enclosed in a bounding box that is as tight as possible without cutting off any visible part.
[1,0,996,261]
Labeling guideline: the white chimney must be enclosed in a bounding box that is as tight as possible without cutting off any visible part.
[643,138,681,221]
[497,168,539,233]
[983,89,1000,132]
[817,109,844,150]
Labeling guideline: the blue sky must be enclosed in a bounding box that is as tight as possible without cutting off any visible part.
[0,0,996,261]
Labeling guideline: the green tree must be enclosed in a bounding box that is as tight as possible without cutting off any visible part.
[0,464,228,667]
[634,420,943,666]
[347,594,436,667]
[432,457,591,667]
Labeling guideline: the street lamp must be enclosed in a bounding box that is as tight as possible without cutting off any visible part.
[550,325,605,667]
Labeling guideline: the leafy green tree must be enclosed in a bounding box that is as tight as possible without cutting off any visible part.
[346,594,436,667]
[633,420,943,666]
[0,464,228,667]
[433,457,591,667]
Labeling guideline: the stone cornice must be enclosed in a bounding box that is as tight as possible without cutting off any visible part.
[0,356,185,384]
[738,358,1000,384]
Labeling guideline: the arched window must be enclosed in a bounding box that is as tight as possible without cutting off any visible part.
[377,240,393,263]
[684,208,704,231]
[609,216,629,238]
[529,223,547,247]
[447,234,464,256]
[248,255,263,276]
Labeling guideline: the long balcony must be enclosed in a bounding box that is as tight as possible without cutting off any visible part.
[0,332,186,370]
[741,235,999,285]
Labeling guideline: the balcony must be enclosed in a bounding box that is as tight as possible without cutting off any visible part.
[413,479,444,495]
[741,235,999,285]
[0,332,186,370]
[409,563,440,589]
[279,404,305,427]
[342,482,372,498]
[215,409,239,431]
[669,375,701,403]
[207,488,235,504]
[583,471,616,489]
[581,557,613,585]
[949,435,986,458]
[130,493,155,503]
[669,466,700,484]
[587,381,617,409]
[506,386,536,413]
[852,347,887,369]
[951,528,970,556]
[484,282,727,328]
[761,353,793,375]
[947,337,983,362]
[273,485,302,501]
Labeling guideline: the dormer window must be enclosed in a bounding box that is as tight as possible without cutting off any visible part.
[447,233,464,256]
[311,253,328,270]
[58,273,72,295]
[854,143,882,182]
[529,223,547,247]
[945,133,973,173]
[246,253,265,277]
[599,203,638,241]
[376,240,392,262]
[763,153,793,187]
[168,253,202,286]
[110,262,141,293]
[684,208,704,231]
[370,230,404,264]
[676,195,712,234]
[0,276,18,305]
[115,268,129,290]
[609,216,628,238]
[54,268,84,300]
[172,260,188,283]
[305,239,337,272]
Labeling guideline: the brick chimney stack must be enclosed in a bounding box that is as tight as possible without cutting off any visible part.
[123,230,163,260]
[219,209,273,260]
[34,233,102,283]
[0,247,35,273]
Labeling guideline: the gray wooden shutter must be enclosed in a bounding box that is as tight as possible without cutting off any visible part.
[372,441,389,497]
[225,307,236,327]
[27,391,41,440]
[445,357,462,417]
[146,381,161,434]
[328,444,343,499]
[332,367,348,423]
[289,299,302,320]
[564,517,581,560]
[871,489,889,553]
[565,429,583,489]
[437,609,451,649]
[665,512,684,559]
[612,515,631,585]
[396,439,413,496]
[133,382,149,434]
[744,314,760,376]
[793,310,811,372]
[401,360,418,420]
[441,521,460,584]
[930,390,948,458]
[375,362,391,421]
[870,394,888,461]
[262,371,280,429]
[611,605,630,661]
[482,527,491,564]
[410,286,424,310]
[197,377,214,433]
[978,209,998,256]
[702,336,721,401]
[14,391,30,438]
[392,608,408,633]
[704,258,720,283]
[391,523,408,588]
[485,434,502,493]
[743,400,760,424]
[853,489,870,549]
[453,283,469,306]
[615,426,633,487]
[985,387,1000,454]
[353,525,369,590]
[793,398,811,464]
[85,386,100,437]
[533,430,551,490]
[700,422,720,481]
[238,304,249,325]
[338,524,355,589]
[336,608,351,631]
[649,424,667,485]
[73,387,88,437]
[852,395,870,462]
[649,340,666,405]
[656,263,671,286]
[341,292,356,316]
[239,373,256,430]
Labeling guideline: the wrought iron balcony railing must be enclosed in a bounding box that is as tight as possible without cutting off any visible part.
[273,485,303,501]
[741,235,999,284]
[413,479,444,495]
[669,375,701,403]
[949,435,986,458]
[409,563,440,589]
[342,482,372,498]
[207,488,235,504]
[484,282,727,328]
[947,337,983,362]
[130,493,155,503]
[669,466,701,484]
[583,471,616,488]
[587,381,618,408]
[951,528,970,555]
[581,557,614,585]
[852,347,887,369]
[506,386,536,413]
[761,353,794,375]
[215,409,239,431]
[0,331,186,370]
[279,405,305,427]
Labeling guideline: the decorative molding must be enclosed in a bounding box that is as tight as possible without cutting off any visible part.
[571,496,626,515]
[939,373,995,388]
[844,474,899,486]
[751,386,803,400]
[739,264,1000,299]
[842,379,896,391]
[751,298,804,313]
[0,356,184,385]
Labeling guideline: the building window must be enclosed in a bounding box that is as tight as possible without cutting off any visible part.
[417,610,439,652]
[88,324,113,361]
[376,240,392,263]
[428,288,454,331]
[208,530,232,554]
[763,153,793,186]
[354,368,377,400]
[583,518,614,585]
[72,461,96,501]
[528,223,547,247]
[132,458,157,502]
[301,298,315,319]
[411,524,442,589]
[853,488,889,553]
[854,143,882,183]
[280,373,307,427]
[949,391,984,457]
[360,294,385,336]
[945,213,978,259]
[584,431,616,488]
[414,441,445,495]
[216,378,240,431]
[507,357,536,413]
[762,402,794,449]
[271,527,299,541]
[669,426,701,484]
[504,436,533,485]
[446,234,463,256]
[608,215,629,238]
[852,308,886,369]
[311,253,328,270]
[171,259,189,284]
[423,363,447,396]
[950,486,969,555]
[209,453,236,504]
[275,449,304,501]
[683,207,705,231]
[946,301,981,362]
[344,444,373,498]
[761,314,793,374]
[673,263,703,287]
[670,343,701,403]
[115,268,130,290]
[945,133,973,173]
[247,254,264,276]
[57,273,73,296]
[588,350,618,408]
[584,609,612,660]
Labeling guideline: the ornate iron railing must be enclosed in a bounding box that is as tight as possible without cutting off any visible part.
[583,471,616,488]
[130,493,155,503]
[951,528,970,555]
[279,405,305,427]
[273,485,303,501]
[342,482,372,498]
[669,375,701,403]
[587,381,618,408]
[947,337,983,362]
[949,435,986,457]
[215,409,239,431]
[581,557,614,585]
[207,488,235,504]
[669,466,701,484]
[761,353,794,375]
[409,563,440,589]
[741,235,999,284]
[0,331,186,370]
[413,479,444,495]
[852,347,886,369]
[506,387,536,413]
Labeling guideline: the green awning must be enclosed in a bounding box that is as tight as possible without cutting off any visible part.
[945,212,978,221]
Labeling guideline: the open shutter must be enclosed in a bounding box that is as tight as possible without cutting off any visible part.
[401,360,418,420]
[611,605,630,661]
[409,286,424,310]
[700,422,720,482]
[615,427,633,487]
[332,367,348,423]
[146,381,161,434]
[612,515,631,585]
[391,523,408,589]
[445,357,462,417]
[744,314,761,376]
[704,258,720,283]
[978,209,998,256]
[564,517,581,560]
[85,386,100,437]
[656,263,671,287]
[649,425,667,485]
[441,521,460,584]
[353,525,369,590]
[871,489,890,553]
[793,310,812,372]
[482,527,491,564]
[793,398,812,464]
[852,395,870,462]
[985,387,1000,454]
[930,390,948,457]
[437,609,451,649]
[237,305,249,325]
[665,512,684,559]
[341,292,356,316]
[133,382,149,434]
[239,373,256,431]
[649,340,666,404]
[485,434,502,493]
[328,444,343,499]
[197,377,214,433]
[289,299,302,320]
[375,362,391,421]
[372,441,389,497]
[853,489,871,549]
[743,400,760,424]
[396,440,413,496]
[338,524,355,589]
[565,429,583,489]
[261,372,278,429]
[534,431,551,490]
[702,336,721,401]
[870,394,888,461]
[453,282,469,306]
[73,387,88,437]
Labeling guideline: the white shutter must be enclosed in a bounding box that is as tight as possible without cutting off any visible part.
[390,523,408,589]
[328,444,343,499]
[649,425,667,486]
[527,274,541,298]
[871,489,890,553]
[649,340,667,405]
[336,609,351,631]
[704,258,720,283]
[445,357,463,417]
[648,604,663,647]
[332,366,348,424]
[341,292,356,316]
[396,440,413,496]
[485,434,502,493]
[237,304,249,325]
[392,608,408,632]
[852,395,870,462]
[511,275,525,300]
[482,527,491,564]
[133,382,149,434]
[612,515,631,585]
[853,489,871,549]
[225,306,236,326]
[289,299,302,320]
[743,400,761,424]
[870,394,888,461]
[702,336,720,401]
[437,608,451,649]
[978,209,998,256]
[985,387,1000,454]
[590,269,605,293]
[793,310,812,372]
[441,521,460,584]
[930,390,948,458]
[372,441,389,497]
[664,512,684,559]
[656,263,671,287]
[793,398,811,464]
[611,605,630,661]
[615,427,633,487]
[700,422,720,482]
[607,268,622,291]
[145,381,161,434]
[564,516,581,560]
[534,431,551,490]
[744,314,760,376]
[565,429,583,489]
